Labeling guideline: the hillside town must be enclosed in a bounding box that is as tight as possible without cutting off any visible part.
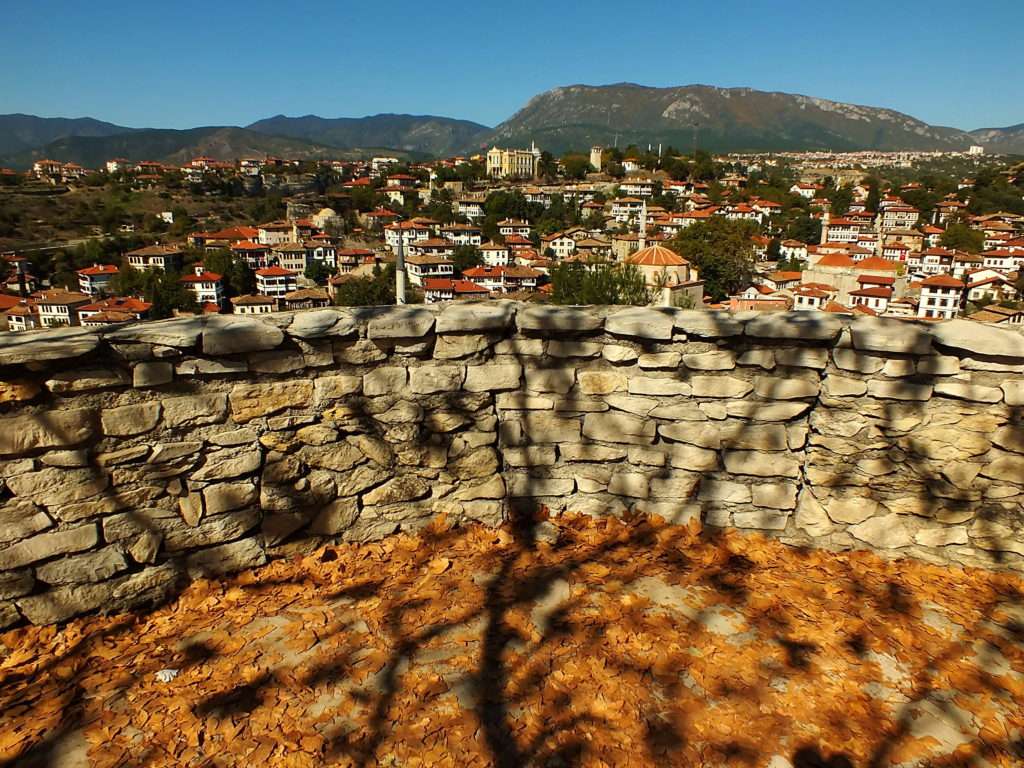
[1,142,1022,332]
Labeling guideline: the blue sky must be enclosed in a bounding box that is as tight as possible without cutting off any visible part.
[1,0,1020,131]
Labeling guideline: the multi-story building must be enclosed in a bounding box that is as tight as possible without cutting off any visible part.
[255,266,298,298]
[404,253,454,287]
[179,266,224,306]
[917,274,963,320]
[124,245,184,272]
[486,144,541,179]
[34,290,92,328]
[77,264,119,296]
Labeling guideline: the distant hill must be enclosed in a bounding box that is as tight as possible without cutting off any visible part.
[481,83,979,155]
[969,124,1024,155]
[247,113,491,157]
[0,126,405,170]
[0,114,135,156]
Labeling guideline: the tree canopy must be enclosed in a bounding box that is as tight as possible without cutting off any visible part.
[669,218,757,302]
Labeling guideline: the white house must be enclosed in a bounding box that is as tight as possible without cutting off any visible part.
[179,266,224,306]
[256,266,298,298]
[917,274,963,320]
[77,264,119,296]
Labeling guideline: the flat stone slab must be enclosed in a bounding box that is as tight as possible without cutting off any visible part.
[848,317,933,355]
[202,316,285,355]
[517,306,603,333]
[670,309,744,338]
[286,309,358,339]
[931,319,1024,361]
[745,312,843,342]
[604,307,675,340]
[366,307,436,339]
[436,302,515,333]
[0,327,100,367]
[105,316,205,348]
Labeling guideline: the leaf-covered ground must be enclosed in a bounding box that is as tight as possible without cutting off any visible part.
[2,513,1023,768]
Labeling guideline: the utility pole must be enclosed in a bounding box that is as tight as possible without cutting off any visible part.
[395,229,407,305]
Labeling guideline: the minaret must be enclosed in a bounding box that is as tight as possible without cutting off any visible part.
[638,200,648,251]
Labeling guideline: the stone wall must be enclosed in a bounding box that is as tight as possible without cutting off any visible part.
[1,304,1023,628]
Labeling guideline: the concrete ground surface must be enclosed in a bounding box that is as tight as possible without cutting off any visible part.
[1,513,1022,767]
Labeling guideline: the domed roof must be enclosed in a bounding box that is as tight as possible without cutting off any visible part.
[627,244,688,267]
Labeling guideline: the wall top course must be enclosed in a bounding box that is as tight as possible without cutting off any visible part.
[1,303,1023,372]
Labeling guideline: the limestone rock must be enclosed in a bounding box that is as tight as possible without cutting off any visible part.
[101,402,162,437]
[604,394,658,416]
[525,368,575,394]
[752,483,798,510]
[367,307,436,340]
[1003,381,1024,407]
[161,397,228,434]
[203,482,258,516]
[737,349,775,369]
[582,412,656,445]
[850,317,932,355]
[0,378,41,404]
[363,366,407,396]
[666,444,719,472]
[46,368,129,393]
[434,334,493,359]
[248,351,305,374]
[36,546,127,585]
[186,537,266,578]
[0,523,98,570]
[559,444,627,462]
[0,500,53,546]
[774,348,829,369]
[517,306,602,334]
[931,318,1024,360]
[191,448,262,482]
[333,338,388,365]
[628,376,691,396]
[723,450,799,478]
[463,363,522,393]
[753,376,820,400]
[174,358,248,376]
[0,409,95,457]
[795,490,833,537]
[229,380,312,423]
[497,393,554,410]
[362,475,431,506]
[410,365,464,394]
[547,340,602,358]
[691,376,753,398]
[832,347,885,374]
[733,509,790,530]
[698,479,751,504]
[602,345,638,364]
[638,352,681,370]
[313,375,361,403]
[826,497,878,524]
[850,514,913,549]
[507,475,574,496]
[867,380,932,401]
[980,454,1024,483]
[934,380,1003,403]
[505,446,557,466]
[287,309,357,339]
[436,302,514,333]
[0,326,100,367]
[17,563,179,625]
[203,315,284,355]
[605,307,674,340]
[510,413,580,443]
[6,467,108,508]
[132,361,173,388]
[309,497,360,535]
[823,375,867,397]
[745,313,842,341]
[683,350,736,370]
[578,370,626,395]
[670,310,743,338]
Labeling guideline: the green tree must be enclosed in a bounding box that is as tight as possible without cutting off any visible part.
[940,223,984,253]
[550,260,649,306]
[786,215,822,244]
[304,261,333,285]
[669,218,757,301]
[561,154,591,180]
[827,186,854,216]
[451,245,483,275]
